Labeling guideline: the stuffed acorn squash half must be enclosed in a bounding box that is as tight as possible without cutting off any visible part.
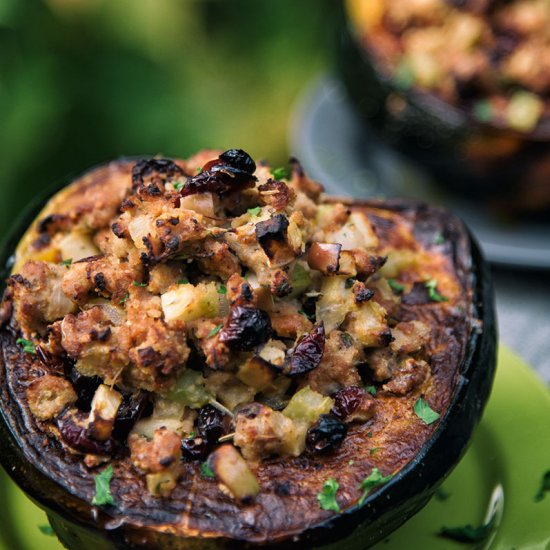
[0,149,496,549]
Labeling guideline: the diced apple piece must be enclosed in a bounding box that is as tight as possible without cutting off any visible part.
[316,276,356,332]
[161,282,219,323]
[237,357,276,392]
[87,384,123,441]
[208,445,260,502]
[58,230,99,262]
[344,301,391,347]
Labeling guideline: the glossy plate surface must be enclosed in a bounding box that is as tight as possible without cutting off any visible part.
[291,77,550,270]
[0,346,548,549]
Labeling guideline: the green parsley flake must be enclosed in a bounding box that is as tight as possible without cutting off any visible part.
[207,324,223,338]
[119,292,130,305]
[60,258,72,267]
[367,431,373,438]
[387,279,405,294]
[200,462,215,478]
[473,99,493,123]
[365,385,377,396]
[178,279,190,285]
[414,397,440,425]
[218,284,227,295]
[133,281,147,287]
[317,478,340,513]
[370,447,380,455]
[393,59,415,91]
[188,431,196,438]
[348,460,355,466]
[38,525,55,536]
[433,232,445,245]
[358,468,393,505]
[91,464,115,506]
[247,206,262,217]
[425,279,448,302]
[16,338,36,355]
[174,181,186,191]
[270,166,291,181]
[439,520,495,543]
[535,470,550,502]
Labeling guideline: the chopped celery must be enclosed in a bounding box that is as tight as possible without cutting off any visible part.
[283,386,334,426]
[166,369,211,409]
[288,262,312,298]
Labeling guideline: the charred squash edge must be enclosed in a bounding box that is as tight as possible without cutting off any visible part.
[0,160,497,549]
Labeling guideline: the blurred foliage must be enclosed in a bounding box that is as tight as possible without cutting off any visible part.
[0,0,335,236]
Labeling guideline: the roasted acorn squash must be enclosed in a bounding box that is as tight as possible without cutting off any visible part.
[339,0,550,215]
[0,153,496,549]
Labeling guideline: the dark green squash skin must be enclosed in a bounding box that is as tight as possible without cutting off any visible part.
[336,4,550,212]
[0,165,496,549]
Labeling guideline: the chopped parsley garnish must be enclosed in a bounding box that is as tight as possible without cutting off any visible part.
[174,181,186,191]
[425,279,448,302]
[358,468,393,505]
[133,281,147,287]
[119,292,130,305]
[365,385,377,396]
[178,279,190,285]
[91,464,115,506]
[188,431,196,438]
[387,279,405,294]
[534,470,550,502]
[435,486,451,502]
[247,206,262,217]
[439,519,495,543]
[393,59,415,91]
[207,324,223,338]
[60,258,72,267]
[38,524,54,536]
[200,462,215,478]
[370,447,380,455]
[433,232,445,245]
[317,478,340,513]
[414,397,440,425]
[348,460,355,466]
[16,338,36,355]
[218,284,227,295]
[367,431,373,438]
[196,166,203,173]
[473,99,493,123]
[270,166,291,181]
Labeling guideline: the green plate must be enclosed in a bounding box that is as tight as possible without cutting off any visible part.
[1,346,549,549]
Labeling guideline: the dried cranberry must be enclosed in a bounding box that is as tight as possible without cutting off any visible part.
[197,405,225,445]
[64,364,101,412]
[219,149,256,174]
[306,414,348,454]
[332,386,365,421]
[181,437,209,461]
[287,323,325,376]
[112,391,153,441]
[218,306,272,351]
[180,151,257,198]
[57,411,114,455]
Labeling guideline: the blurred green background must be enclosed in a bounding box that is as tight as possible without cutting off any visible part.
[0,0,335,236]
